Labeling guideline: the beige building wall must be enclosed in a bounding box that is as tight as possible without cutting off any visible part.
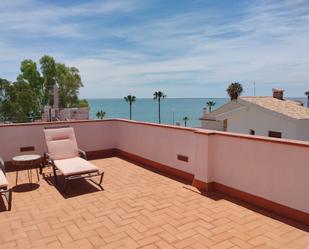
[200,119,224,131]
[42,107,89,121]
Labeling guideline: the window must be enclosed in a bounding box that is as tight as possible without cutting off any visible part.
[249,129,255,135]
[268,131,282,138]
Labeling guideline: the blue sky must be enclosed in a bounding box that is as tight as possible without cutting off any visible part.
[0,0,308,98]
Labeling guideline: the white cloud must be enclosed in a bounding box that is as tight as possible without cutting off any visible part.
[71,0,309,97]
[1,0,309,97]
[0,0,137,37]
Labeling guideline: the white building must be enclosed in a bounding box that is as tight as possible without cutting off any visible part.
[41,85,89,122]
[200,89,309,141]
[42,107,89,121]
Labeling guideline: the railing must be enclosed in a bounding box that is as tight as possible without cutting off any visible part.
[0,119,308,224]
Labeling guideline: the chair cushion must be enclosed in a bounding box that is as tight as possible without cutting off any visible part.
[0,170,8,188]
[54,157,99,176]
[44,127,79,160]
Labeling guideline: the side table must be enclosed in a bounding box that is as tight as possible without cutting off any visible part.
[12,155,42,185]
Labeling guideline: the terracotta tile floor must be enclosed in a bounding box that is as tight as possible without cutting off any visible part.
[0,157,308,249]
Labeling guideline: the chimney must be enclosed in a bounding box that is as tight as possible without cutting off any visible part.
[272,88,284,100]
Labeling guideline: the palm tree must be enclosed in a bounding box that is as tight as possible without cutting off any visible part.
[305,91,309,108]
[226,82,243,100]
[124,95,136,120]
[153,91,166,124]
[206,100,216,112]
[96,110,106,120]
[183,116,189,127]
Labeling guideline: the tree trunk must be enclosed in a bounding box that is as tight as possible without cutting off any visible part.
[307,96,309,108]
[129,103,132,120]
[158,98,161,124]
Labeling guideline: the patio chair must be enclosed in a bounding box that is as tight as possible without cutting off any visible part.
[0,157,12,210]
[43,127,104,193]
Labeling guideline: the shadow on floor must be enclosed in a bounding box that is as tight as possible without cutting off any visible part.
[0,198,8,212]
[42,172,103,198]
[12,183,40,192]
[118,156,192,186]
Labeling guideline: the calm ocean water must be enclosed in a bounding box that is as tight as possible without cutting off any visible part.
[87,97,307,127]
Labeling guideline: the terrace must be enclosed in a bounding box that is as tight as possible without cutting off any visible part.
[0,119,308,248]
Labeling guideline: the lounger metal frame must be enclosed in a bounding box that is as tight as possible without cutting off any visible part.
[0,158,12,210]
[44,150,104,193]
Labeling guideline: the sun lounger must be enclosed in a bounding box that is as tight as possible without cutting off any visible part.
[43,127,104,193]
[0,157,12,210]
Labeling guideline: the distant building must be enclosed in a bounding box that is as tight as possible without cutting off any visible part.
[200,89,309,141]
[41,85,89,122]
[42,107,89,121]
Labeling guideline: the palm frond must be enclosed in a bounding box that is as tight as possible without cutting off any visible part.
[153,91,166,99]
[124,95,136,103]
[226,82,243,100]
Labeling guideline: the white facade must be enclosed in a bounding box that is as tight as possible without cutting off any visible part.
[296,120,309,141]
[200,98,309,141]
[224,106,299,139]
[42,107,89,121]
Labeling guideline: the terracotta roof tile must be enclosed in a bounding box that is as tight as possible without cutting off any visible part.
[240,96,309,119]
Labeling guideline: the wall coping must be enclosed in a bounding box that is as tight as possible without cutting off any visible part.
[0,119,115,127]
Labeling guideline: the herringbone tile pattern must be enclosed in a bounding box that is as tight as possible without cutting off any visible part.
[0,157,308,249]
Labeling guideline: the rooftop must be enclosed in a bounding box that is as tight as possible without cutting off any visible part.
[239,96,309,120]
[0,119,308,248]
[1,157,308,249]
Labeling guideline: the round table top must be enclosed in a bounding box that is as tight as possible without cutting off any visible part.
[12,154,41,162]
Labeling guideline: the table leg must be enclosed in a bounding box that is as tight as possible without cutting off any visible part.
[39,163,43,175]
[15,170,19,186]
[36,168,40,182]
[27,169,32,184]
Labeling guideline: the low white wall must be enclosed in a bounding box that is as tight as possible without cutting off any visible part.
[208,132,309,213]
[0,120,116,162]
[115,120,196,174]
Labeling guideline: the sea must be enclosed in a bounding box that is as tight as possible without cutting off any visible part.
[87,97,307,128]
